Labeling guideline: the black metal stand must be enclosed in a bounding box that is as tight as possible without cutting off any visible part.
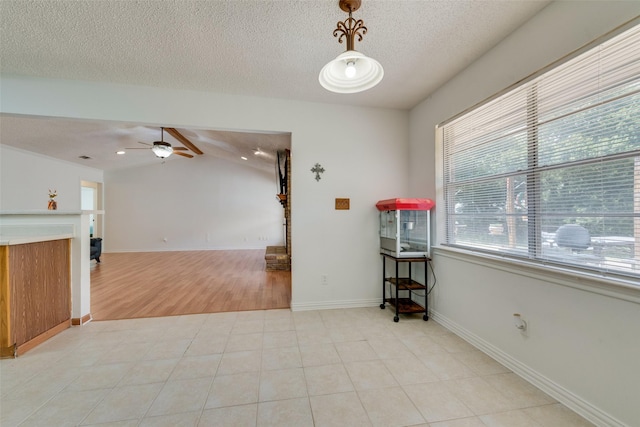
[380,253,430,322]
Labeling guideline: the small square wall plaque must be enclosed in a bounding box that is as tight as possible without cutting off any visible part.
[335,198,350,210]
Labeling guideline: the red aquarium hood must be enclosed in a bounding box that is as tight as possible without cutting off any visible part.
[376,198,435,211]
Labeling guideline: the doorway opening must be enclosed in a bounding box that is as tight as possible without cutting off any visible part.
[81,180,103,238]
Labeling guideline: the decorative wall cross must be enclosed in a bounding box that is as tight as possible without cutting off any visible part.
[311,163,325,181]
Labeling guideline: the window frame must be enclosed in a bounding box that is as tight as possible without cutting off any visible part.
[435,18,640,289]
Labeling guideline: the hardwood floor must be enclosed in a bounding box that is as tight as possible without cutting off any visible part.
[90,250,291,321]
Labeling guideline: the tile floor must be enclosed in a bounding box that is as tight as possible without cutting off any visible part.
[1,307,595,426]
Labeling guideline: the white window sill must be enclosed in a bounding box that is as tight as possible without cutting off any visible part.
[432,245,640,304]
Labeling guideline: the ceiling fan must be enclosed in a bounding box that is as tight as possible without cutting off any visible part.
[126,127,203,159]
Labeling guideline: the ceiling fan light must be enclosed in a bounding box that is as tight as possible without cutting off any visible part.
[319,50,383,93]
[151,142,173,158]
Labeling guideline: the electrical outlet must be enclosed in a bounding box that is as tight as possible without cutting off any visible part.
[513,313,528,335]
[320,275,328,286]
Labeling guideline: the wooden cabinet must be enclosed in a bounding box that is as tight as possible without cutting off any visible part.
[380,253,430,322]
[1,239,71,357]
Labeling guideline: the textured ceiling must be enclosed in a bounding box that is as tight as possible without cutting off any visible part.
[0,0,550,170]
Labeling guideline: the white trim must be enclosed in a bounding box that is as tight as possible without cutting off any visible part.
[430,309,628,427]
[105,246,273,253]
[434,126,446,245]
[0,210,83,215]
[291,298,380,312]
[433,246,640,304]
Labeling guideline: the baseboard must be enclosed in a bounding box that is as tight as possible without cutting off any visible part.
[291,298,380,312]
[0,345,16,358]
[106,246,271,253]
[71,313,92,326]
[430,310,626,427]
[16,319,71,356]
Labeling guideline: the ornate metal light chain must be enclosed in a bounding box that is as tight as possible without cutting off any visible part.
[333,9,368,52]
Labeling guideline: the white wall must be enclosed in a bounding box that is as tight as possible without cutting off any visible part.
[0,145,103,320]
[0,145,103,211]
[105,154,284,251]
[0,77,409,311]
[409,2,640,427]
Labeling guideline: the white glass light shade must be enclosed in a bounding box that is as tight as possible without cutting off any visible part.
[319,50,383,93]
[151,142,173,158]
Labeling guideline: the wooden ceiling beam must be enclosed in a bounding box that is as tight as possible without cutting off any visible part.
[165,127,203,155]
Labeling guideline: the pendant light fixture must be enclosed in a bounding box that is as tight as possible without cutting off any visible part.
[319,0,383,94]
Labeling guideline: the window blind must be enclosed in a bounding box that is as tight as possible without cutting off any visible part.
[441,23,640,280]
